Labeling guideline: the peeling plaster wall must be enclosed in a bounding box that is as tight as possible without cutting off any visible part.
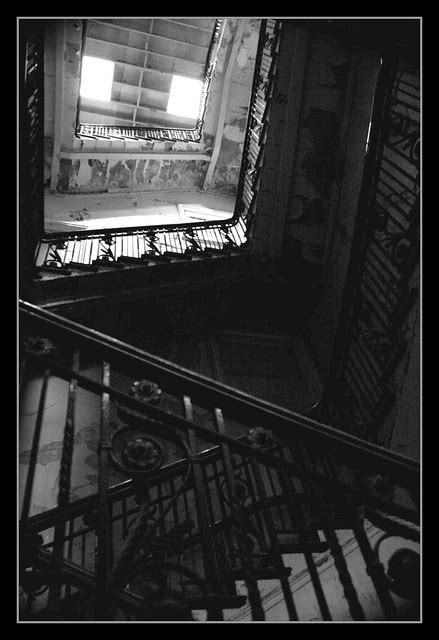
[268,27,381,381]
[43,23,57,186]
[44,19,244,196]
[56,156,210,193]
[208,19,260,196]
[283,34,362,274]
[19,363,189,515]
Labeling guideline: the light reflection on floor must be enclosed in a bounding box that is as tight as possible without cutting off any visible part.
[44,189,236,233]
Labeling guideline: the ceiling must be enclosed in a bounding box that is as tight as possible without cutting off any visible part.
[78,18,217,129]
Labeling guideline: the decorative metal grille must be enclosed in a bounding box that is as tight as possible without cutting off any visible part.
[19,301,419,621]
[324,59,420,442]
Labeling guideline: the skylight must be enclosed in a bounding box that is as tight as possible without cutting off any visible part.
[166,75,204,119]
[80,56,114,102]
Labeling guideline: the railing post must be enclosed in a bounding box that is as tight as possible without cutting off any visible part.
[95,360,112,620]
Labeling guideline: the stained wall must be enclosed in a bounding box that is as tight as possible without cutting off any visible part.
[44,19,257,197]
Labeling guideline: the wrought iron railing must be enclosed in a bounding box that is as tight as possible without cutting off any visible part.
[33,20,280,275]
[318,56,420,442]
[19,300,420,621]
[34,219,249,272]
[234,19,281,236]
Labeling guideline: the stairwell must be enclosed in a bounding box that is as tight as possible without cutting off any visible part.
[19,18,420,622]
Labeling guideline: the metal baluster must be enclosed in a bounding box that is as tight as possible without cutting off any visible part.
[81,531,86,568]
[248,458,299,620]
[351,509,398,619]
[71,237,77,263]
[211,458,235,567]
[169,475,180,533]
[48,350,80,609]
[183,396,223,620]
[293,446,366,620]
[322,523,366,620]
[21,368,50,524]
[214,408,265,620]
[177,231,184,254]
[320,455,398,619]
[95,360,112,620]
[43,242,51,266]
[277,467,332,620]
[122,497,128,538]
[65,518,75,599]
[87,239,93,265]
[240,459,268,549]
[108,502,114,572]
[264,464,288,531]
[156,481,166,535]
[213,228,223,250]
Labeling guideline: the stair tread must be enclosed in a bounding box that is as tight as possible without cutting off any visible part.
[38,265,72,275]
[117,255,149,265]
[67,262,99,272]
[141,253,172,262]
[163,251,193,260]
[92,259,125,268]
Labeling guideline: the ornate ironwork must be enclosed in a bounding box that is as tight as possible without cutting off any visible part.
[234,20,281,242]
[372,534,420,601]
[143,231,162,256]
[111,429,164,475]
[98,235,115,261]
[246,427,278,452]
[324,60,420,442]
[19,300,420,621]
[386,548,420,600]
[44,242,67,268]
[23,336,56,357]
[129,380,162,405]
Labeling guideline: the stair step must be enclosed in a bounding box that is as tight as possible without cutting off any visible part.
[67,262,99,272]
[184,249,213,258]
[141,253,172,263]
[92,259,125,269]
[163,251,193,261]
[117,255,149,265]
[38,265,72,275]
[205,247,233,255]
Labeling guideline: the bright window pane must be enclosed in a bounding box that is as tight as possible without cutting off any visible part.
[167,75,203,119]
[80,56,114,102]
